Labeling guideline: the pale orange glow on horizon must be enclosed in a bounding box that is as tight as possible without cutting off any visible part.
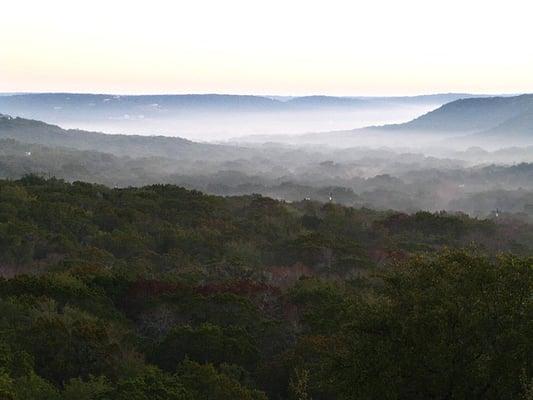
[2,0,533,96]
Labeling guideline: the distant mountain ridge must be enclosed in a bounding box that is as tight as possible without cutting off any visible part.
[3,93,529,149]
[379,94,533,133]
[0,92,485,118]
[0,92,489,141]
[285,94,533,148]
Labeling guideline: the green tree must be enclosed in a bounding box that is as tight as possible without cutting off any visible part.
[152,323,259,371]
[63,375,112,400]
[112,366,192,400]
[176,359,267,400]
[332,250,533,400]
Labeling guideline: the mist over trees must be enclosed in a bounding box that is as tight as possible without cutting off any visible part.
[3,103,533,218]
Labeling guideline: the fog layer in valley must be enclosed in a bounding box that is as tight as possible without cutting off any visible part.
[1,92,533,219]
[0,93,478,141]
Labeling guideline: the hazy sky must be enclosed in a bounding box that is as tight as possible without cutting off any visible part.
[2,0,533,96]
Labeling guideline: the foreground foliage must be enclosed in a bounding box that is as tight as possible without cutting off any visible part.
[0,177,530,399]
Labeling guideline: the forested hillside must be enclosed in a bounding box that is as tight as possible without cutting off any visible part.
[0,177,531,399]
[4,134,533,217]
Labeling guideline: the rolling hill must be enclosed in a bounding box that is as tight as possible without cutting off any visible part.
[0,114,243,160]
[288,94,533,148]
[478,110,533,137]
[380,94,533,133]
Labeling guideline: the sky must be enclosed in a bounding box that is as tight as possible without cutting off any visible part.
[1,0,533,96]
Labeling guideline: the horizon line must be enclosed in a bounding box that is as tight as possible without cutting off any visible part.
[0,91,527,98]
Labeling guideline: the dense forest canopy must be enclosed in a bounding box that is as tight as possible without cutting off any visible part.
[0,177,530,399]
